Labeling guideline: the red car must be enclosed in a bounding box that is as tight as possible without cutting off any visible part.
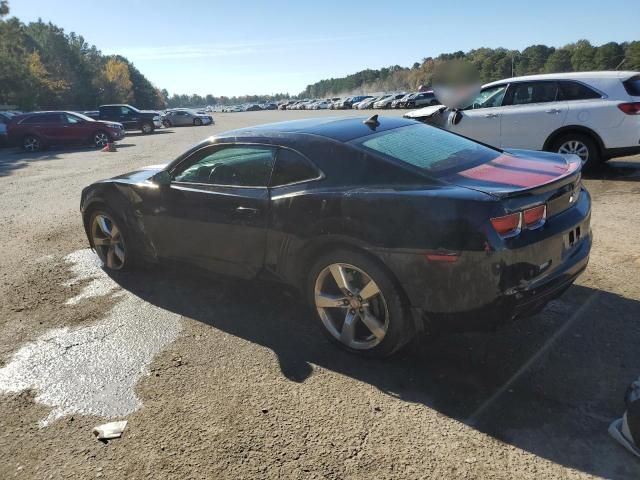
[7,111,125,151]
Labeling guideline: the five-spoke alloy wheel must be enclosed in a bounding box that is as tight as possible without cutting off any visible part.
[89,211,128,271]
[309,250,410,356]
[93,131,110,148]
[314,263,389,350]
[23,135,41,152]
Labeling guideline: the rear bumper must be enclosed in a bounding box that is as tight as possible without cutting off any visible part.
[376,188,592,331]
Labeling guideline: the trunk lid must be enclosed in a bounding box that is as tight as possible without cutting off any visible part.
[443,149,581,198]
[443,149,583,218]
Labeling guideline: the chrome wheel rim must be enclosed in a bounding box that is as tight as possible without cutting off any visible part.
[314,263,389,350]
[91,214,126,270]
[142,123,152,133]
[558,140,589,163]
[23,136,40,151]
[94,132,109,147]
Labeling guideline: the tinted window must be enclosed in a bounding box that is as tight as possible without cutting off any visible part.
[507,81,558,105]
[22,114,62,124]
[353,124,500,176]
[468,85,507,109]
[174,146,275,187]
[120,106,133,115]
[558,81,601,100]
[270,149,320,186]
[622,76,640,96]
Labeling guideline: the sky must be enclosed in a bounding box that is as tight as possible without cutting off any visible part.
[8,0,639,97]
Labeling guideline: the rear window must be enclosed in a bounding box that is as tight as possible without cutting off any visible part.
[623,76,640,97]
[353,124,501,176]
[558,81,601,100]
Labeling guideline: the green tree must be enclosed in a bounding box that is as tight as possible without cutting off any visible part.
[624,41,640,70]
[594,42,625,69]
[544,49,573,73]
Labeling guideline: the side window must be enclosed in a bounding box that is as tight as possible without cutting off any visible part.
[120,107,132,116]
[173,146,276,187]
[468,85,507,109]
[24,114,61,124]
[65,114,82,124]
[270,149,320,187]
[558,81,601,100]
[506,81,558,105]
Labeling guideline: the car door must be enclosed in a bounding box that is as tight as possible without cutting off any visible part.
[35,113,67,143]
[117,106,139,129]
[176,111,191,126]
[447,84,507,148]
[63,113,92,144]
[145,144,276,278]
[498,81,568,150]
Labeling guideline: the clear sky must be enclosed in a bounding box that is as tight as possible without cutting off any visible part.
[8,0,639,97]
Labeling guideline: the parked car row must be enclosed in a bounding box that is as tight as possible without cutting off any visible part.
[404,71,640,169]
[4,103,215,152]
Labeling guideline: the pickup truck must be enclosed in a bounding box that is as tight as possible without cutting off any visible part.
[98,104,162,134]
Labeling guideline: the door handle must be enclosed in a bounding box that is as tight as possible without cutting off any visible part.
[484,113,499,118]
[545,109,561,114]
[235,206,259,215]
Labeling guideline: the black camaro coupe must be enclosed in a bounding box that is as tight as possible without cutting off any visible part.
[81,116,591,356]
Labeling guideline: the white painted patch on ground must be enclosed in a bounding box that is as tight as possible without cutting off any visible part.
[0,249,182,426]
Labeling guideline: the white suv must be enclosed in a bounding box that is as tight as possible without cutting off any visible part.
[405,71,640,168]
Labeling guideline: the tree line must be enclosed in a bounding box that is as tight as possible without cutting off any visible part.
[301,40,640,98]
[0,2,164,110]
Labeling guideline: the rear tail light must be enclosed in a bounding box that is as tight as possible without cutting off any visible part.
[617,102,640,115]
[491,204,548,238]
[523,204,546,229]
[490,212,522,238]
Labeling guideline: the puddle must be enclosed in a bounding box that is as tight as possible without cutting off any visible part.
[0,249,182,426]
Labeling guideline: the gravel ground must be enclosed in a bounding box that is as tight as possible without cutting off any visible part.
[0,109,639,479]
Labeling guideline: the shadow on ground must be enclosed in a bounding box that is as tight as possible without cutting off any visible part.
[0,143,136,176]
[110,265,640,479]
[584,157,640,182]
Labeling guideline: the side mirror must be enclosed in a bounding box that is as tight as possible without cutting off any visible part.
[152,170,172,187]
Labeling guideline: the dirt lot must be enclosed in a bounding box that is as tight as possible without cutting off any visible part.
[0,109,639,479]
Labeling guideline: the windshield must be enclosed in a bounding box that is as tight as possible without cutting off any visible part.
[353,123,501,176]
[70,112,95,122]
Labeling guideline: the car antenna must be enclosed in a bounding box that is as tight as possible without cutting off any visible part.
[364,114,380,129]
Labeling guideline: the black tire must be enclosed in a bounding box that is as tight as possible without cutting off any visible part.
[22,134,42,152]
[141,122,154,134]
[93,130,111,148]
[307,249,412,357]
[87,208,135,272]
[162,119,171,128]
[194,118,202,126]
[549,133,600,170]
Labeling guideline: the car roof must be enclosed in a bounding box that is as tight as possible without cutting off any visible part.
[219,116,417,143]
[483,70,639,88]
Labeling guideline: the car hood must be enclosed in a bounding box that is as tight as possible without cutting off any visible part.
[442,149,581,197]
[96,120,122,128]
[108,164,168,184]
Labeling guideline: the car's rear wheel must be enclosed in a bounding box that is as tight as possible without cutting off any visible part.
[194,118,202,126]
[23,135,42,152]
[308,250,411,357]
[93,131,110,148]
[89,210,130,271]
[141,122,154,134]
[162,119,171,128]
[551,133,600,170]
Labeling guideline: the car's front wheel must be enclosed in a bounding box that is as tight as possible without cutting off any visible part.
[141,122,154,134]
[89,209,131,271]
[308,250,411,357]
[93,131,111,148]
[193,118,202,126]
[22,135,42,152]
